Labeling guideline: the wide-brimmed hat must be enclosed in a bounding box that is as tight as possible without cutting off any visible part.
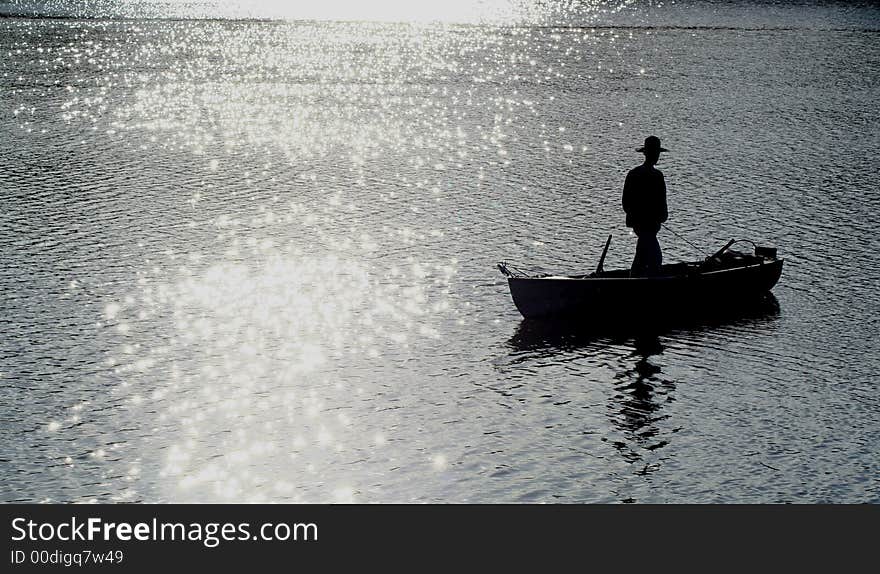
[636,135,668,153]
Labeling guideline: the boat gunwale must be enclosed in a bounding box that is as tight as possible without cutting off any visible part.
[506,259,784,283]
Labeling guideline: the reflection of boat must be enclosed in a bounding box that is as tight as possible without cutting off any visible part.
[499,279,781,502]
[499,239,783,320]
[507,292,780,354]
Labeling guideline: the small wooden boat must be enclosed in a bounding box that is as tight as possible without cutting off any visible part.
[498,237,784,320]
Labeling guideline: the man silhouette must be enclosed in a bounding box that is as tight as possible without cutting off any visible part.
[622,136,668,276]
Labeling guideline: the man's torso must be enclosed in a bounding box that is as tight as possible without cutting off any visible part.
[623,164,667,233]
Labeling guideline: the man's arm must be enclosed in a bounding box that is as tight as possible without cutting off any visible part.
[622,171,636,228]
[658,173,668,223]
[622,171,633,215]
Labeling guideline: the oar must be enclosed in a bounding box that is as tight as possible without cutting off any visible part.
[706,238,737,262]
[595,234,612,274]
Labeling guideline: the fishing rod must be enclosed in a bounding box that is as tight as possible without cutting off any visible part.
[663,224,757,266]
[661,223,705,256]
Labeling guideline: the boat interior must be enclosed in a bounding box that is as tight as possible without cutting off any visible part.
[500,246,777,280]
[575,251,771,279]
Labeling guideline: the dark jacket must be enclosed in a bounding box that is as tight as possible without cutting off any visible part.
[622,164,668,234]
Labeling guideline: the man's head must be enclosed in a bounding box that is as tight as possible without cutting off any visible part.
[636,136,667,166]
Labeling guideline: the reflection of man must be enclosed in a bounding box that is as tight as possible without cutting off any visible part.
[622,136,668,276]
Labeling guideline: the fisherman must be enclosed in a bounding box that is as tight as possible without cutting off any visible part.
[622,136,668,276]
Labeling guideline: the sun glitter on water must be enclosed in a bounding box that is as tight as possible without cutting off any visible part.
[102,215,457,501]
[225,0,522,23]
[18,0,542,23]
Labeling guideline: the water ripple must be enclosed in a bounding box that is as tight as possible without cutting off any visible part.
[2,6,879,503]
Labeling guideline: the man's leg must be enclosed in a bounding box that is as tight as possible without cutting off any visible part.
[645,234,662,275]
[631,233,662,276]
[631,235,647,276]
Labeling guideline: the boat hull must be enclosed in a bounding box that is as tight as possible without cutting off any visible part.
[506,259,784,320]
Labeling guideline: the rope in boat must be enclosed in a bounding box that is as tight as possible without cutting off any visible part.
[731,239,758,250]
[497,261,534,278]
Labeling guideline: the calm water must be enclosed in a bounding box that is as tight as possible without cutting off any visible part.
[2,1,879,503]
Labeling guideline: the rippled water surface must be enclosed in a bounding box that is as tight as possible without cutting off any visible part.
[2,1,879,503]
